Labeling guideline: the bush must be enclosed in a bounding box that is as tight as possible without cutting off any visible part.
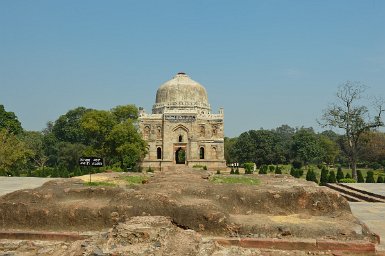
[339,178,356,183]
[244,162,254,174]
[336,167,344,182]
[328,171,337,183]
[357,170,365,183]
[216,170,221,175]
[345,172,352,179]
[230,168,235,174]
[366,171,375,183]
[203,166,207,170]
[369,162,382,170]
[320,168,329,186]
[290,168,303,178]
[269,165,275,172]
[306,169,318,183]
[376,176,383,183]
[292,160,303,170]
[259,165,268,174]
[235,168,240,175]
[275,166,282,174]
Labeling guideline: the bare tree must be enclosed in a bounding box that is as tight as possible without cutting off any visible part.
[320,81,384,180]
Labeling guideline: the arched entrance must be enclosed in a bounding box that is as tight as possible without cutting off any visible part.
[175,147,186,164]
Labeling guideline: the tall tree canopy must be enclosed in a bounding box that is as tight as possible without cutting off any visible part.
[320,81,384,179]
[0,105,23,134]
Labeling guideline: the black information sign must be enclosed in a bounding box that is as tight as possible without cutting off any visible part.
[79,157,104,167]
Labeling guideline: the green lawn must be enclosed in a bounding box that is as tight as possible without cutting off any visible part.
[121,175,148,184]
[210,175,260,185]
[84,181,117,187]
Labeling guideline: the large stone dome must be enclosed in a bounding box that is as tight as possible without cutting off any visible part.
[152,73,211,114]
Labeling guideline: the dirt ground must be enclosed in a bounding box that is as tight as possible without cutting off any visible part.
[0,168,379,255]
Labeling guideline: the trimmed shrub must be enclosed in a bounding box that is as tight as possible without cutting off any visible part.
[235,168,240,175]
[336,167,344,182]
[259,165,268,174]
[366,171,375,183]
[290,168,302,178]
[376,176,383,183]
[328,171,337,183]
[339,178,356,183]
[345,172,352,179]
[244,162,254,174]
[203,166,207,170]
[275,166,282,174]
[230,168,235,175]
[306,169,318,183]
[269,165,275,172]
[292,160,303,170]
[320,168,329,186]
[357,170,365,183]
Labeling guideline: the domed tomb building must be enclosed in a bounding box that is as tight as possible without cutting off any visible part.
[139,73,226,170]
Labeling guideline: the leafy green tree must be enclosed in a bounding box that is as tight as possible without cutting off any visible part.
[0,105,23,134]
[359,132,385,164]
[306,169,318,183]
[105,120,147,169]
[357,170,365,183]
[52,107,91,144]
[57,142,87,171]
[320,81,384,180]
[81,110,117,151]
[328,171,337,183]
[318,135,339,165]
[336,166,344,182]
[0,129,31,176]
[224,137,238,163]
[111,104,139,122]
[292,128,325,166]
[377,176,384,183]
[273,125,295,164]
[22,131,48,170]
[365,171,375,183]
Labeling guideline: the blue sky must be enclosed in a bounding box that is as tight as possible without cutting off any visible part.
[1,0,384,137]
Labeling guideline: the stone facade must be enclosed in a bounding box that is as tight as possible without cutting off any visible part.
[139,73,226,170]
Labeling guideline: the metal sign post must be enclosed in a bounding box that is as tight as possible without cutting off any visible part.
[79,157,104,183]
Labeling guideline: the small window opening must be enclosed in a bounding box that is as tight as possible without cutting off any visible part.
[179,135,183,142]
[200,147,205,159]
[157,147,162,159]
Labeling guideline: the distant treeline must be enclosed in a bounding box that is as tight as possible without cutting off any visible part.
[0,104,146,177]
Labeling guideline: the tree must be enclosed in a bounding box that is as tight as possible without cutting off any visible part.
[320,81,384,180]
[292,128,324,165]
[318,135,339,166]
[81,110,117,151]
[111,104,139,122]
[0,129,31,176]
[224,137,237,164]
[359,131,385,164]
[22,131,48,169]
[377,176,384,183]
[105,120,147,169]
[0,105,23,134]
[52,107,91,144]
